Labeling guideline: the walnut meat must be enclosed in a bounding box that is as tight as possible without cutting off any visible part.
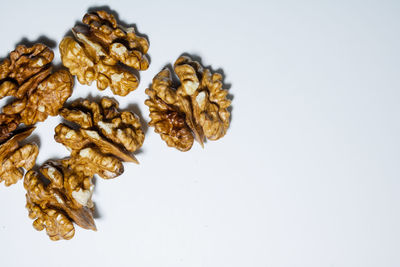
[24,159,96,241]
[25,96,145,240]
[54,97,144,178]
[0,127,38,186]
[59,10,149,96]
[0,44,73,125]
[145,56,231,151]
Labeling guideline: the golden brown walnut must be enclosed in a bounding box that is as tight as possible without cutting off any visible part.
[59,10,149,96]
[0,127,39,186]
[0,44,73,125]
[145,56,231,151]
[24,159,96,241]
[54,97,144,178]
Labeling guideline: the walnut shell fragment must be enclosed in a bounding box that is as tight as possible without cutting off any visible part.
[59,10,149,96]
[24,159,96,241]
[0,127,38,186]
[145,56,231,151]
[55,97,144,178]
[0,44,73,125]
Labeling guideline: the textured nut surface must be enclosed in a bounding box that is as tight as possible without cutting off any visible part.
[0,127,38,186]
[0,114,19,142]
[60,10,149,96]
[55,97,144,178]
[24,159,96,241]
[0,44,73,125]
[145,56,231,151]
[24,97,143,240]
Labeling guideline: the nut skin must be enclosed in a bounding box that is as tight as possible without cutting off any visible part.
[145,56,231,151]
[59,10,149,96]
[0,44,73,126]
[0,127,38,186]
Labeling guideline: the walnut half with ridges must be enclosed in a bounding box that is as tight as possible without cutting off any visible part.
[145,56,231,151]
[0,43,73,126]
[54,97,144,179]
[24,159,96,241]
[59,10,149,96]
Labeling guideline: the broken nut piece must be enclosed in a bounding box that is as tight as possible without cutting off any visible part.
[24,159,96,241]
[54,97,144,178]
[145,56,231,151]
[59,10,149,96]
[0,43,73,125]
[0,127,39,186]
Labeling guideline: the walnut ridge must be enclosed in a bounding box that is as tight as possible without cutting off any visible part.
[145,56,231,151]
[59,10,149,96]
[0,127,38,186]
[0,44,73,126]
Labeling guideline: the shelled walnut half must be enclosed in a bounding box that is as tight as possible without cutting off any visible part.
[0,43,73,125]
[59,10,149,96]
[145,56,231,151]
[54,97,144,179]
[0,127,38,186]
[24,159,96,241]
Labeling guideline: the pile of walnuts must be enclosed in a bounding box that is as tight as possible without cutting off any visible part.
[0,9,231,241]
[24,97,144,240]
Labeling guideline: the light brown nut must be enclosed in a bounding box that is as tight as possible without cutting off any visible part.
[54,97,144,177]
[64,147,124,179]
[24,160,96,241]
[0,44,73,125]
[59,10,149,96]
[145,56,231,151]
[0,127,38,186]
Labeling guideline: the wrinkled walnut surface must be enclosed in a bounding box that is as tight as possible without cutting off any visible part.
[145,56,231,151]
[55,97,144,178]
[0,44,73,125]
[60,10,149,96]
[0,127,38,186]
[25,97,144,240]
[24,159,96,241]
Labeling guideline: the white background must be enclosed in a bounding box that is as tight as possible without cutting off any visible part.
[0,0,399,266]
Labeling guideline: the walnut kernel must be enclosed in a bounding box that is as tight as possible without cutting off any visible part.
[145,56,231,151]
[55,97,144,177]
[0,43,73,125]
[59,10,149,96]
[24,159,96,241]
